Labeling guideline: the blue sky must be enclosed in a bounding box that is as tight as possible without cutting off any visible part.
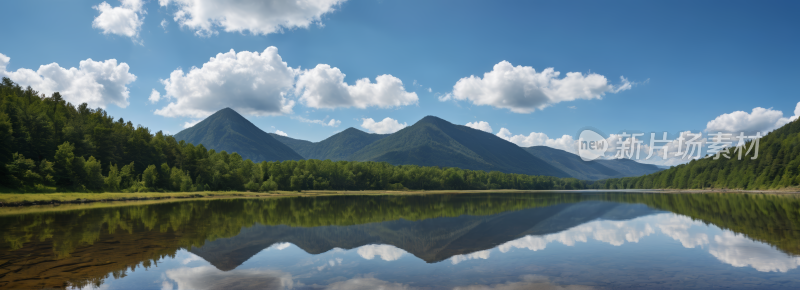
[1,0,798,165]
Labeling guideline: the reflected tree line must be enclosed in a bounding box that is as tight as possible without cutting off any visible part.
[2,192,800,288]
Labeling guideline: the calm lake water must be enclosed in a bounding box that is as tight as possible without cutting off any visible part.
[1,192,799,289]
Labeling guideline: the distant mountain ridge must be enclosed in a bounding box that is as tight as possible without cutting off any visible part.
[525,146,662,180]
[173,108,303,162]
[346,116,569,177]
[189,201,662,269]
[270,128,388,161]
[179,108,659,180]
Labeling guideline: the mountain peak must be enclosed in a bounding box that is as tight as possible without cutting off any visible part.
[174,108,303,162]
[418,115,449,125]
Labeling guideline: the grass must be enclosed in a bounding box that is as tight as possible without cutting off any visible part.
[0,189,555,204]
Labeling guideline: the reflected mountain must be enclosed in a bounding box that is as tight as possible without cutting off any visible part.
[1,192,800,289]
[190,201,663,270]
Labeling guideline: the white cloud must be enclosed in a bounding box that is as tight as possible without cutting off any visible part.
[159,0,345,37]
[92,0,145,43]
[441,61,632,113]
[274,130,288,137]
[293,115,341,127]
[182,119,201,128]
[181,253,203,265]
[165,266,294,290]
[161,19,169,31]
[496,128,578,153]
[0,52,136,109]
[705,103,800,135]
[155,47,296,118]
[465,121,493,133]
[427,88,432,93]
[497,215,656,253]
[295,64,418,109]
[709,232,800,273]
[360,117,407,134]
[657,215,710,249]
[450,250,491,265]
[356,244,406,261]
[149,89,161,103]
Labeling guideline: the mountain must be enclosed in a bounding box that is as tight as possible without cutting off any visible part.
[173,108,303,162]
[595,158,662,177]
[271,128,388,161]
[189,201,661,269]
[524,146,623,180]
[524,146,662,180]
[598,119,800,189]
[347,116,570,177]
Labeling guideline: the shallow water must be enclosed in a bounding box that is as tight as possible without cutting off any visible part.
[1,192,799,289]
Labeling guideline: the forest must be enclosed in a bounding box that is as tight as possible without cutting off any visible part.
[0,78,588,193]
[593,117,800,190]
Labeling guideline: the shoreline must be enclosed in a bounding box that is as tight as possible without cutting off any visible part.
[0,188,798,210]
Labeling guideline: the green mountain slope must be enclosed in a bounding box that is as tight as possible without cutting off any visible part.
[524,146,622,180]
[597,119,800,189]
[268,134,316,157]
[595,158,662,177]
[174,108,303,162]
[348,116,570,177]
[271,128,387,161]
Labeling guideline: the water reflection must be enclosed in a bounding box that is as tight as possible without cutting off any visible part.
[1,192,800,289]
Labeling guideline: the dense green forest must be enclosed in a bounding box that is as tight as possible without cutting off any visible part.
[594,118,800,190]
[0,78,587,193]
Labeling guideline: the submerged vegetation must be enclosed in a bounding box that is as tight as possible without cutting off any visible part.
[0,78,587,194]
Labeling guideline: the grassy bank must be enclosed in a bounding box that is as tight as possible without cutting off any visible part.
[0,189,551,208]
[2,188,799,210]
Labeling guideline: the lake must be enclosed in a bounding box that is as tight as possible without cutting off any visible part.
[1,192,799,289]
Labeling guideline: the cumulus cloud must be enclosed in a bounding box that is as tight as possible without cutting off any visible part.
[296,64,418,109]
[148,89,161,103]
[155,47,415,120]
[159,0,345,37]
[360,117,407,134]
[182,119,202,128]
[657,215,710,249]
[293,115,341,127]
[155,47,296,118]
[465,121,493,133]
[441,61,632,113]
[92,0,146,43]
[497,216,656,254]
[356,244,407,261]
[274,130,288,137]
[161,19,169,31]
[165,266,294,290]
[709,232,800,273]
[705,103,800,135]
[496,128,578,153]
[450,250,491,265]
[0,52,136,108]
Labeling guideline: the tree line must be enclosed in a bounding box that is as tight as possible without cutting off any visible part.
[592,119,800,190]
[0,78,588,193]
